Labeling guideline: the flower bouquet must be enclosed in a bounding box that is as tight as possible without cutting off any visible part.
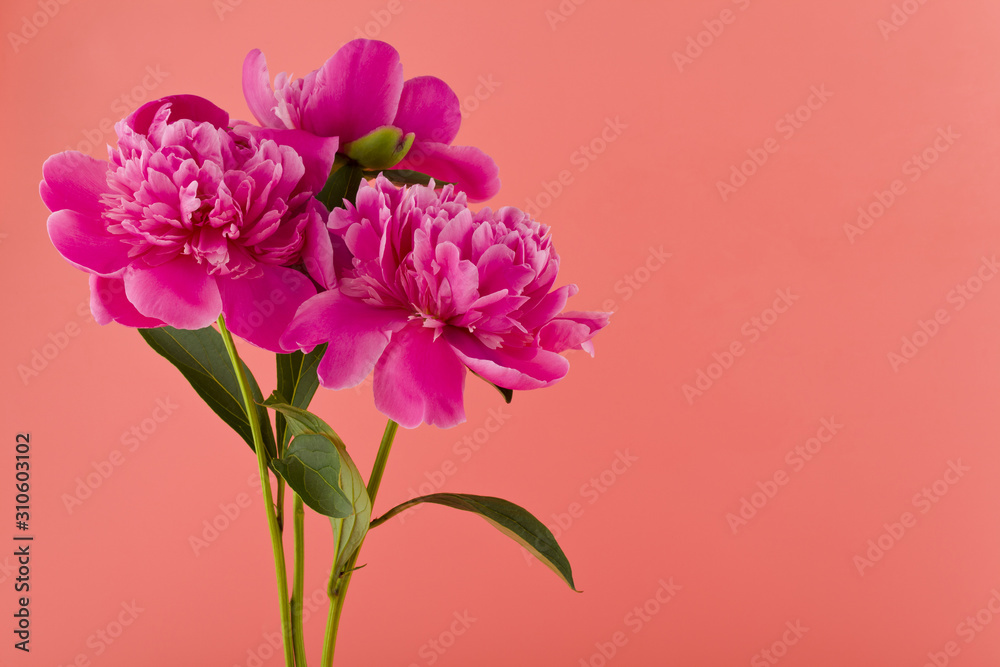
[41,38,608,664]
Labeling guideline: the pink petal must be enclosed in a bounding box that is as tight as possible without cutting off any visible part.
[538,311,610,356]
[303,39,404,142]
[218,265,317,352]
[234,125,339,194]
[40,151,109,216]
[123,256,222,329]
[374,323,467,428]
[242,49,283,128]
[393,76,461,145]
[445,329,569,390]
[47,209,130,277]
[394,142,500,202]
[128,95,229,134]
[90,275,165,328]
[519,284,577,331]
[302,201,337,289]
[282,291,408,389]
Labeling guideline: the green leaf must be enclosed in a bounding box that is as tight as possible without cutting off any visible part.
[263,398,341,441]
[262,401,371,562]
[275,345,327,450]
[372,493,577,590]
[271,434,354,518]
[317,157,365,211]
[360,169,453,188]
[342,125,415,170]
[138,326,276,460]
[330,447,371,579]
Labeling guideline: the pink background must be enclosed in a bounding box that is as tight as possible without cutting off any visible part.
[3,0,1000,665]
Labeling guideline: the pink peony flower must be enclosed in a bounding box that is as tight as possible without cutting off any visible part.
[280,176,609,428]
[242,39,501,202]
[41,95,339,351]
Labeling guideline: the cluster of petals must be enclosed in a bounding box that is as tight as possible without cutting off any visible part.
[43,41,606,429]
[41,95,336,351]
[281,176,609,428]
[243,39,500,201]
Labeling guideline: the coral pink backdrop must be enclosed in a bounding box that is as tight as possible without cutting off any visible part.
[3,0,1000,665]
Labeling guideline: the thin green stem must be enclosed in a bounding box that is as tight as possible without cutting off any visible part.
[291,494,308,667]
[320,419,399,666]
[217,316,295,667]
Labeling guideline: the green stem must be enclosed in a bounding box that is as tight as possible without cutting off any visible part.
[320,419,399,666]
[276,478,286,532]
[217,316,295,667]
[291,494,308,667]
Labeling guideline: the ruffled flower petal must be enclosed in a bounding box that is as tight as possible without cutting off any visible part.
[241,49,284,128]
[40,151,109,217]
[374,323,467,428]
[394,142,500,201]
[127,94,229,134]
[218,265,317,353]
[47,209,130,277]
[538,311,611,356]
[123,256,222,329]
[89,275,165,328]
[303,39,404,142]
[445,328,569,390]
[393,76,462,145]
[282,290,408,388]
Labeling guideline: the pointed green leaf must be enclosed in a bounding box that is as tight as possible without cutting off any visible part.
[275,345,327,450]
[317,157,365,211]
[138,326,276,460]
[372,493,577,590]
[262,401,371,559]
[263,398,342,442]
[272,434,353,518]
[330,448,371,579]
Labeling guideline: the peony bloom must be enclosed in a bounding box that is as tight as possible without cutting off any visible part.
[281,176,609,429]
[41,95,339,351]
[242,39,501,202]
